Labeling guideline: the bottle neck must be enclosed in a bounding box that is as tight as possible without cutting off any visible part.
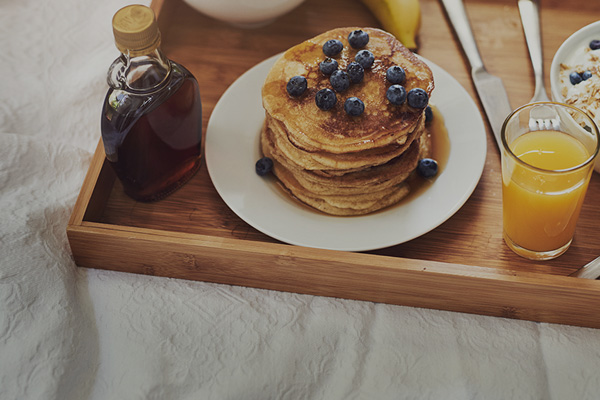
[108,47,171,93]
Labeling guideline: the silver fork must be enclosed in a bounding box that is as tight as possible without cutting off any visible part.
[518,0,550,103]
[518,0,560,130]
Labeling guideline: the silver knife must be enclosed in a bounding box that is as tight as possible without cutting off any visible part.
[439,0,513,150]
[570,256,600,280]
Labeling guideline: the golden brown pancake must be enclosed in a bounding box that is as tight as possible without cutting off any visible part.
[261,120,432,216]
[263,140,413,216]
[261,122,423,196]
[260,27,435,215]
[262,27,434,154]
[266,114,426,172]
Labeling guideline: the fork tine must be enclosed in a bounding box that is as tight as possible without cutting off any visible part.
[529,119,538,131]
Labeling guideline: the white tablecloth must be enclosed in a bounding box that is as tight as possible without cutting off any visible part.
[2,0,600,399]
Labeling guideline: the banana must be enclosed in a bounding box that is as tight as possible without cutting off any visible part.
[358,0,421,50]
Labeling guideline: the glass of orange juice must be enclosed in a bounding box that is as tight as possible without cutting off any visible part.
[501,102,599,260]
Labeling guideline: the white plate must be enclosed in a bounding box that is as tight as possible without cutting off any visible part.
[205,54,487,251]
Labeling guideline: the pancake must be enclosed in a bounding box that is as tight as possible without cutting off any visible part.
[262,27,434,154]
[261,121,424,196]
[275,172,411,216]
[263,143,410,216]
[266,114,426,172]
[259,27,435,216]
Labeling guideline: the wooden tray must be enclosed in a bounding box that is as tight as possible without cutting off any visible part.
[67,0,600,328]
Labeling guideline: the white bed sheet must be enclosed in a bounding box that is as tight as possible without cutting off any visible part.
[1,0,600,399]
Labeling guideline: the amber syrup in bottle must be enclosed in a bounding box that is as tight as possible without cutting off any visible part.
[101,5,202,202]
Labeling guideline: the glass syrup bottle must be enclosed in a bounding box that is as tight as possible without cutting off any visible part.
[101,5,202,202]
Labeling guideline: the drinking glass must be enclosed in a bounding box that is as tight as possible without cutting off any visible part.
[501,102,599,260]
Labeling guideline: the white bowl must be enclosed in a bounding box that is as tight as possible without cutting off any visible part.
[550,20,600,173]
[182,0,305,28]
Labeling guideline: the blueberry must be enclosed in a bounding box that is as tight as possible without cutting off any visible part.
[407,88,429,109]
[255,157,273,176]
[417,158,438,178]
[425,105,433,123]
[330,70,350,92]
[570,71,583,85]
[323,39,343,57]
[386,66,406,84]
[355,49,375,69]
[344,97,365,116]
[315,88,337,110]
[348,29,369,49]
[346,62,365,83]
[286,75,307,97]
[590,39,600,50]
[386,84,407,105]
[319,58,338,75]
[582,70,593,80]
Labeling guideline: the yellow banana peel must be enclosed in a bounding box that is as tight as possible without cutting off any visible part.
[359,0,421,50]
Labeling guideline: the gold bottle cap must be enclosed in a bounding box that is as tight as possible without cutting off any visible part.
[112,5,161,56]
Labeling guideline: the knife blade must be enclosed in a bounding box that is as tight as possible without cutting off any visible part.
[569,256,600,280]
[439,0,513,150]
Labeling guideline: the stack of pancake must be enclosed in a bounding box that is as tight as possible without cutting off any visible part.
[261,27,434,216]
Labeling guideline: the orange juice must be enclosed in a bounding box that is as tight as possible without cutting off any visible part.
[502,130,591,252]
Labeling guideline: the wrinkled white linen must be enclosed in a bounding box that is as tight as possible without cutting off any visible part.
[1,0,600,399]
